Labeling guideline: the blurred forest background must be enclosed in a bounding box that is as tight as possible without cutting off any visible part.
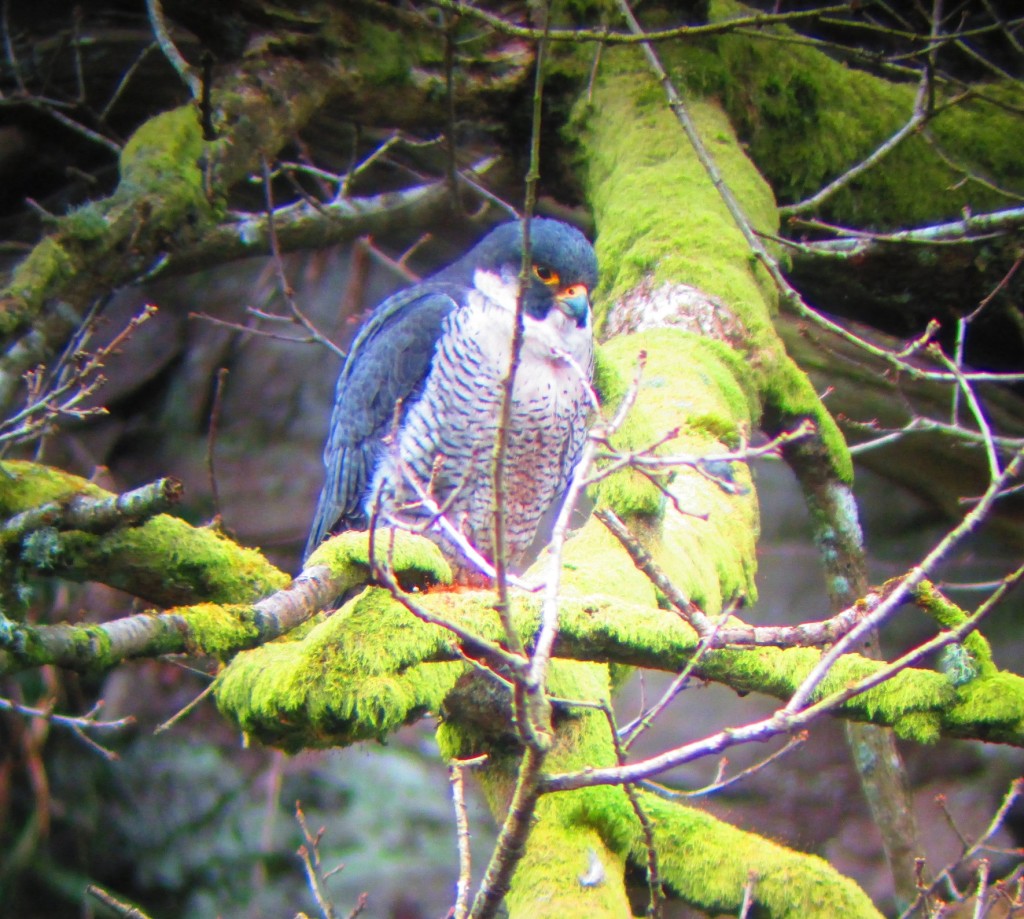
[1,1,1024,918]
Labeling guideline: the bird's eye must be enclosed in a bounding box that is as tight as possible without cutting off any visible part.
[533,265,560,285]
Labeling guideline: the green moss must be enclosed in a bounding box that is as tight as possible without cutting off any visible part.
[590,343,664,520]
[760,355,854,483]
[592,331,758,511]
[696,643,957,736]
[578,46,853,486]
[21,528,61,570]
[511,665,635,916]
[892,711,943,744]
[355,21,412,85]
[1,105,213,336]
[638,792,881,917]
[578,59,778,324]
[945,672,1024,736]
[307,528,451,590]
[505,808,629,918]
[1,238,77,335]
[216,586,468,750]
[591,331,761,609]
[0,461,109,527]
[533,514,660,604]
[211,563,1024,752]
[440,661,638,916]
[119,105,204,192]
[57,514,288,606]
[60,202,110,242]
[114,105,210,239]
[2,620,116,672]
[914,580,995,676]
[703,1,1024,226]
[179,602,262,657]
[0,460,288,607]
[441,654,880,917]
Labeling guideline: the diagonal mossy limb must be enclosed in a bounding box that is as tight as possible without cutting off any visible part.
[633,789,883,918]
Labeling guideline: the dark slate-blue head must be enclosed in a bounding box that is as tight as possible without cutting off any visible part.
[449,218,598,327]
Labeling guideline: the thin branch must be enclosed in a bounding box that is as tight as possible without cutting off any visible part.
[738,871,758,919]
[898,779,1024,918]
[786,206,1024,257]
[376,450,534,590]
[597,507,868,649]
[641,732,807,799]
[0,696,134,760]
[783,450,1024,716]
[598,703,663,918]
[369,557,528,677]
[930,344,1001,481]
[450,756,486,919]
[467,745,544,919]
[424,1,856,45]
[86,885,154,919]
[0,553,346,674]
[489,2,551,664]
[153,681,215,734]
[524,369,608,735]
[2,0,26,95]
[205,367,229,527]
[543,557,1024,793]
[145,0,200,99]
[613,0,1023,402]
[2,476,182,541]
[782,68,958,216]
[261,154,346,360]
[0,304,157,450]
[101,42,159,121]
[295,802,339,919]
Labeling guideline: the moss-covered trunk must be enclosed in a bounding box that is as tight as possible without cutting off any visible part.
[439,42,881,917]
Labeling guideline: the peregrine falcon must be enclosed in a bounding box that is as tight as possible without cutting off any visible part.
[305,218,598,579]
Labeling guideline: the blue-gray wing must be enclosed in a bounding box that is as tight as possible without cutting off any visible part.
[305,288,460,559]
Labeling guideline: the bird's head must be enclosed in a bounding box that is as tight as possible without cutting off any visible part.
[459,218,598,327]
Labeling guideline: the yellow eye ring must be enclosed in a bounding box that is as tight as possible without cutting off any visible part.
[533,265,560,285]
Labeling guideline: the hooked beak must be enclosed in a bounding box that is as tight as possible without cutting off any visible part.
[555,284,590,326]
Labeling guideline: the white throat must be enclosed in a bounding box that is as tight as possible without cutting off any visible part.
[471,266,521,313]
[469,267,593,377]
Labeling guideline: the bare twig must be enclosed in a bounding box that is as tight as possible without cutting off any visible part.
[898,779,1023,919]
[598,703,663,917]
[261,154,346,360]
[295,801,340,919]
[0,697,133,760]
[145,0,200,98]
[543,556,1024,793]
[450,755,487,919]
[783,450,1024,716]
[424,1,854,45]
[641,731,807,799]
[489,4,551,665]
[738,871,758,919]
[86,885,154,919]
[206,367,229,527]
[101,42,158,121]
[782,69,956,216]
[467,745,545,919]
[0,304,157,451]
[153,681,215,734]
[598,507,869,649]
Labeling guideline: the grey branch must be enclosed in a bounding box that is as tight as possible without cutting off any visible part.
[3,477,182,542]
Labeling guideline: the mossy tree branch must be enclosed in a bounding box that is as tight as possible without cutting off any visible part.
[0,3,534,414]
[211,584,1024,751]
[4,2,1024,916]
